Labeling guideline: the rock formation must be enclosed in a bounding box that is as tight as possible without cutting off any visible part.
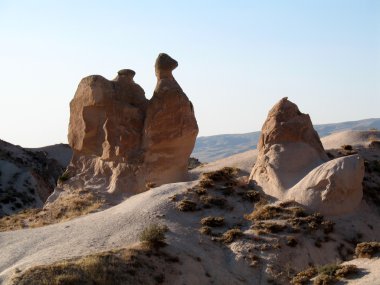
[287,155,364,215]
[250,97,329,198]
[143,54,198,185]
[54,53,198,200]
[250,97,364,215]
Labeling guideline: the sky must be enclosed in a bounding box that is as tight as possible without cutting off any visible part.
[0,0,379,147]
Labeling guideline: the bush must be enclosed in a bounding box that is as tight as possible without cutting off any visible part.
[335,264,358,278]
[291,267,317,285]
[139,224,168,247]
[200,195,227,208]
[58,170,70,182]
[199,226,212,235]
[176,200,197,212]
[202,167,239,182]
[220,229,243,243]
[341,145,353,151]
[201,216,225,227]
[286,236,298,247]
[242,190,261,202]
[355,242,380,258]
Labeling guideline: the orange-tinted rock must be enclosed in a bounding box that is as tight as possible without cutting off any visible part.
[249,97,364,215]
[143,54,198,185]
[58,54,198,199]
[249,98,329,197]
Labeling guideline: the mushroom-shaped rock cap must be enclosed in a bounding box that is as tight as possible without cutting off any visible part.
[117,69,135,78]
[155,53,178,71]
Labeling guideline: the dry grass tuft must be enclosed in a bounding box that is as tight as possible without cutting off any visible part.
[200,195,227,208]
[246,204,305,221]
[0,191,105,232]
[334,264,358,278]
[200,216,225,227]
[355,241,380,258]
[145,182,157,190]
[176,200,197,212]
[286,236,298,247]
[220,229,243,243]
[241,190,261,202]
[291,267,317,284]
[252,221,286,234]
[139,223,168,248]
[199,226,212,235]
[10,244,176,285]
[202,167,240,182]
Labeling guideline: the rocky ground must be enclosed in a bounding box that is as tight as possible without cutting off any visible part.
[0,129,379,285]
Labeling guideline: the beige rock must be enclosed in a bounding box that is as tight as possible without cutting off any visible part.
[143,53,198,185]
[249,97,328,197]
[56,53,198,200]
[287,154,364,215]
[249,97,364,215]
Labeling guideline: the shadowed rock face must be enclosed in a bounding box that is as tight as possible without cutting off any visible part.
[250,97,364,215]
[61,53,198,199]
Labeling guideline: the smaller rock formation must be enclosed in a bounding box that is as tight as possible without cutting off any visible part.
[250,97,329,198]
[250,97,364,215]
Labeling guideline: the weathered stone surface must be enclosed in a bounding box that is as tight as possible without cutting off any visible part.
[249,98,364,215]
[143,53,198,185]
[57,53,198,199]
[249,97,328,197]
[287,155,364,215]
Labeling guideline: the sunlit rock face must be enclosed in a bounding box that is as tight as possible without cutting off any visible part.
[250,97,364,215]
[58,53,198,199]
[249,97,329,198]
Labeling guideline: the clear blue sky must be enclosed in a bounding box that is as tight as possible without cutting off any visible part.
[1,0,379,147]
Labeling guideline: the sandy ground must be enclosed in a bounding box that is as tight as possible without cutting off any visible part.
[1,130,379,284]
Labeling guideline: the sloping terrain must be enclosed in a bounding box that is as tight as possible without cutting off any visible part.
[0,140,66,217]
[1,144,380,285]
[192,118,380,162]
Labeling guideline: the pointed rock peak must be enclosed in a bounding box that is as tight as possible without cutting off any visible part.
[250,97,328,197]
[259,97,325,154]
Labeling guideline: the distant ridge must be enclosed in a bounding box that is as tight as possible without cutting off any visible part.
[192,118,380,162]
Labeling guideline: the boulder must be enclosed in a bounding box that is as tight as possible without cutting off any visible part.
[286,155,364,215]
[55,53,198,200]
[249,97,328,198]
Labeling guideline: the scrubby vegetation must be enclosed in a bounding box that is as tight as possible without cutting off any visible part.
[355,241,380,258]
[10,244,179,285]
[291,263,359,285]
[176,199,197,211]
[0,191,104,232]
[139,223,168,248]
[219,229,243,243]
[201,216,225,227]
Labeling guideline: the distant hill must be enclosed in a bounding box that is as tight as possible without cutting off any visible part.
[192,118,380,162]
